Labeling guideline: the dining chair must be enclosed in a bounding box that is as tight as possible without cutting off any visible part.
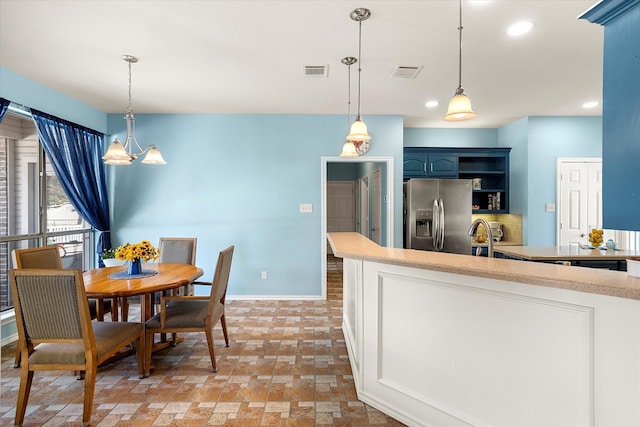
[158,237,198,296]
[10,245,115,368]
[120,237,197,321]
[9,269,144,426]
[145,245,234,374]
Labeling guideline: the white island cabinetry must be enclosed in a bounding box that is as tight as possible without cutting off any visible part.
[328,232,640,427]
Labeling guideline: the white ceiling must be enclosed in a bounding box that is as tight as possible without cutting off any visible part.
[0,0,603,129]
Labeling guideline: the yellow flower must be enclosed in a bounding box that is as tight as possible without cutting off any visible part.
[115,240,160,262]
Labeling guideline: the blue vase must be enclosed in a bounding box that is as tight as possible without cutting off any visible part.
[127,258,142,275]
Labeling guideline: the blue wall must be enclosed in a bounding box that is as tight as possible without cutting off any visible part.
[106,113,403,297]
[404,127,499,148]
[526,117,602,245]
[499,118,529,241]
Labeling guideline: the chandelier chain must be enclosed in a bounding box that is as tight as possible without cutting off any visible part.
[127,60,133,115]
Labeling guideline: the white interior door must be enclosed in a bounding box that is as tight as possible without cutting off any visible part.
[372,169,382,245]
[558,159,602,246]
[327,181,355,232]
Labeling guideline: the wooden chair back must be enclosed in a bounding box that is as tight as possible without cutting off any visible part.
[209,245,234,307]
[11,245,63,269]
[11,269,90,346]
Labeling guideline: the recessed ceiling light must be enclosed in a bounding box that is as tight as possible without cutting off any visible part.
[507,21,534,37]
[582,101,600,109]
[425,100,439,108]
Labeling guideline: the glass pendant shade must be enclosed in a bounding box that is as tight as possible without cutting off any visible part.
[102,138,132,165]
[347,116,372,142]
[141,146,167,165]
[340,140,358,157]
[444,89,476,122]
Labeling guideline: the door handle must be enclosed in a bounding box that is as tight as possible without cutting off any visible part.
[438,198,445,250]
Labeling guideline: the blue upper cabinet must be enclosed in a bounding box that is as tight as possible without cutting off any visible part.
[580,0,640,231]
[427,154,458,177]
[403,150,457,178]
[403,151,428,177]
[404,147,510,214]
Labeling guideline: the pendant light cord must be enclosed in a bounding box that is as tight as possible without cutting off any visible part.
[348,62,352,130]
[342,57,357,132]
[357,18,363,118]
[457,0,463,90]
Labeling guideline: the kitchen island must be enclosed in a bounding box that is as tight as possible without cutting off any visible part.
[328,232,640,427]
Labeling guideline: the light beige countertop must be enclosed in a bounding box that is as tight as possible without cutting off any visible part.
[327,232,640,301]
[494,245,639,261]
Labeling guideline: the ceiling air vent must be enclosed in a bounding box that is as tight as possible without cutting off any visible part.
[391,65,423,79]
[303,65,329,78]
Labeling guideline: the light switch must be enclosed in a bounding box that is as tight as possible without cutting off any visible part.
[300,203,313,213]
[546,203,556,213]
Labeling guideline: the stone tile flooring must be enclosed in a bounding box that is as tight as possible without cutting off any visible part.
[0,255,405,426]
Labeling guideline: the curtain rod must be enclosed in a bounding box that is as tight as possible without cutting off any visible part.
[7,103,32,119]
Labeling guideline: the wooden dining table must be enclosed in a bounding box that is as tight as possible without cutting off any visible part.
[83,262,204,376]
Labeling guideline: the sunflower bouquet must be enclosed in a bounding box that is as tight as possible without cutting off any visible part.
[115,240,159,262]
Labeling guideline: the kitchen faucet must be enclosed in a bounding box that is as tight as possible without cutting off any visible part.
[468,218,494,258]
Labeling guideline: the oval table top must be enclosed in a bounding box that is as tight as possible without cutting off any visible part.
[83,262,204,298]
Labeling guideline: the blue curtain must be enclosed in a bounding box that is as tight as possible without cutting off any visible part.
[0,98,9,122]
[30,109,112,266]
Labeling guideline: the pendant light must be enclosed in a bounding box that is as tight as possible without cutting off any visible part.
[444,0,476,122]
[102,55,166,165]
[346,8,372,145]
[340,57,358,158]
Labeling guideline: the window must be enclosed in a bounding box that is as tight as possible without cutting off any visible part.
[0,111,93,311]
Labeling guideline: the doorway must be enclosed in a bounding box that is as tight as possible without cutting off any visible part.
[327,181,356,255]
[321,156,394,299]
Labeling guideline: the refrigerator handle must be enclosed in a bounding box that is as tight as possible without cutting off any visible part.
[438,198,445,250]
[433,198,440,250]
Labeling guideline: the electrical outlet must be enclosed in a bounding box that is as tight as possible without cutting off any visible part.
[261,271,268,280]
[300,203,312,213]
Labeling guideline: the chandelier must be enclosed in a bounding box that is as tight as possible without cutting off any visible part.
[102,55,166,165]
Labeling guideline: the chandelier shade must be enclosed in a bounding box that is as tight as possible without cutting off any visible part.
[444,88,476,121]
[102,55,166,165]
[340,140,358,157]
[347,117,372,142]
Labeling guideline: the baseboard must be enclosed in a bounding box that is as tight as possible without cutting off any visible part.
[226,295,323,301]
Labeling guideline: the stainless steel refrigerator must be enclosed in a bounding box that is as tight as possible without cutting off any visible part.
[404,178,472,254]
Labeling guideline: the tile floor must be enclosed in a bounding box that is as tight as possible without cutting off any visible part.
[0,255,405,426]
